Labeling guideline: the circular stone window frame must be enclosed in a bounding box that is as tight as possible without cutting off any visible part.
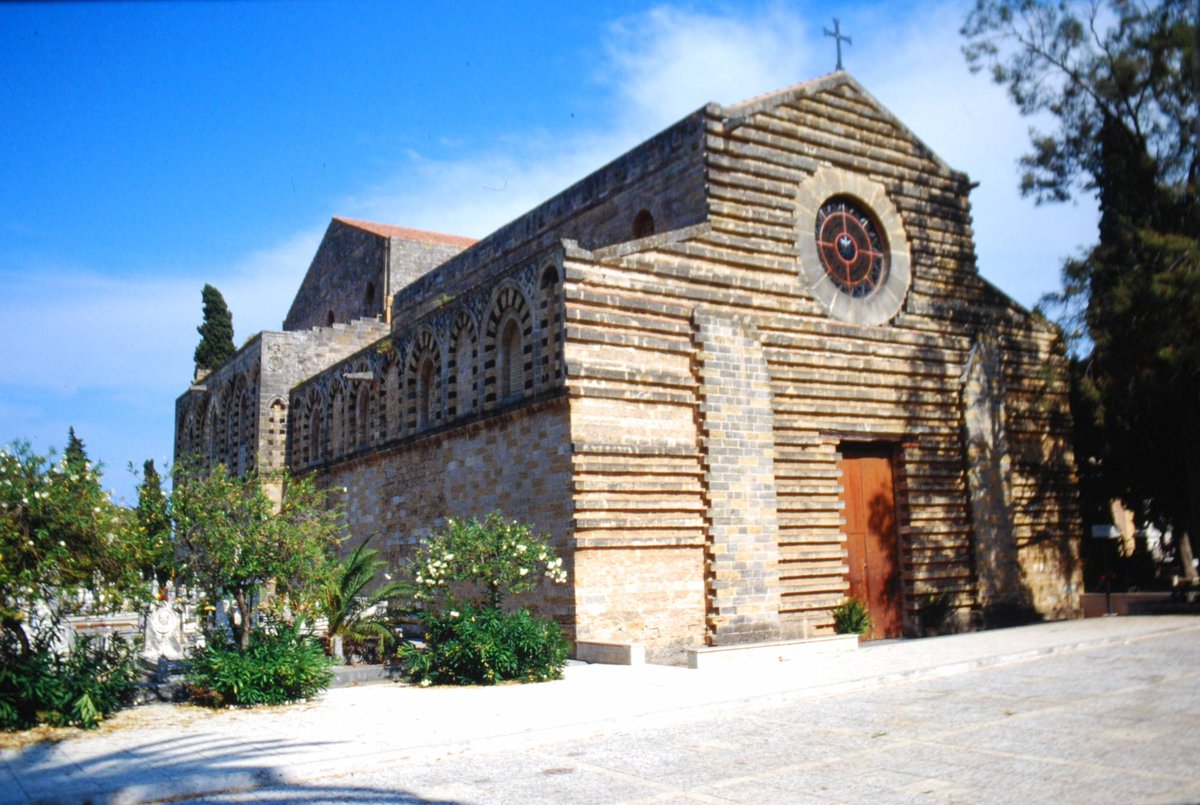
[795,168,912,326]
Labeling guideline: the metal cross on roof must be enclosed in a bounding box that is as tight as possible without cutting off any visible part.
[824,18,852,72]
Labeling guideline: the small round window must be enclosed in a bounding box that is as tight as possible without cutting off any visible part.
[815,196,887,299]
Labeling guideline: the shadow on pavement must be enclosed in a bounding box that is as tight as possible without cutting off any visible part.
[2,732,455,804]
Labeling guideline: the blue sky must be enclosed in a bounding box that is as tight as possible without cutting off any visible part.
[0,1,1098,504]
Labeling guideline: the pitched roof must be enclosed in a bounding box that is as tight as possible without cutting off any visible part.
[332,216,478,247]
[721,72,957,177]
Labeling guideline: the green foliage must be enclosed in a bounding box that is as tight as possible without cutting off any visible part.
[401,513,570,685]
[831,598,873,636]
[0,438,145,652]
[172,464,343,650]
[64,427,87,471]
[193,283,236,374]
[412,511,567,609]
[136,459,173,591]
[320,536,411,660]
[963,0,1200,567]
[0,624,140,731]
[962,0,1196,205]
[187,618,333,707]
[398,604,569,686]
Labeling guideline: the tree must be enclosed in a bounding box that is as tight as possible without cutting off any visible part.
[962,0,1199,580]
[0,438,143,655]
[411,511,568,610]
[135,459,173,593]
[319,536,410,660]
[64,427,86,470]
[400,512,570,685]
[193,284,236,376]
[171,465,343,650]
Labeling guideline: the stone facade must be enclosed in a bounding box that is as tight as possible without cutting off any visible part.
[283,217,476,331]
[175,73,1083,658]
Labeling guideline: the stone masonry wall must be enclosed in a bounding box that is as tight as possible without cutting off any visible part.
[389,111,709,328]
[693,308,784,644]
[561,73,1080,646]
[175,318,388,475]
[284,219,472,331]
[312,398,576,629]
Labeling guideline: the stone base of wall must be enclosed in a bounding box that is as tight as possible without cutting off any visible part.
[686,634,858,670]
[574,546,706,650]
[574,640,646,665]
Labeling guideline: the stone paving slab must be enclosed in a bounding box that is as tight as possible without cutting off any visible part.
[1,615,1198,804]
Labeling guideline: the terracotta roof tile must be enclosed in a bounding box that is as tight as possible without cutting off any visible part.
[332,216,477,247]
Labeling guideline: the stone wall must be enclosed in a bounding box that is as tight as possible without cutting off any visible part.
[284,218,473,331]
[310,398,576,629]
[559,73,1081,645]
[388,111,709,328]
[175,318,388,474]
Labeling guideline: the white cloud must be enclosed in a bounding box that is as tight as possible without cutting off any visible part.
[601,5,816,134]
[854,1,1098,306]
[0,225,318,396]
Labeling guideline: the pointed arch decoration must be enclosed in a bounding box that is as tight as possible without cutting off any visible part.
[537,262,564,389]
[448,312,478,420]
[484,283,532,409]
[405,328,442,432]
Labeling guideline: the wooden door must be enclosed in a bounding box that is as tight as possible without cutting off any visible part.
[840,443,903,639]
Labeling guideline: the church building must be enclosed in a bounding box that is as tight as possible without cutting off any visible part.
[176,73,1083,659]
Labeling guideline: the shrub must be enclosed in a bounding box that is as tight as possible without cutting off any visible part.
[320,536,410,663]
[0,626,140,731]
[398,604,569,686]
[187,619,333,707]
[411,512,567,609]
[831,598,873,636]
[400,512,571,686]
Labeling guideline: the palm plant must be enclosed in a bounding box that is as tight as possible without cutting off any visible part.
[320,536,410,663]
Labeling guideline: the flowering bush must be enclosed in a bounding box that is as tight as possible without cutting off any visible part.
[402,512,570,685]
[1,440,146,653]
[411,511,567,609]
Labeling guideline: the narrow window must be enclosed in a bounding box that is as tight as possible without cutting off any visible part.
[326,310,336,327]
[365,282,376,307]
[499,318,522,400]
[632,209,655,239]
[455,334,474,416]
[356,391,370,448]
[309,409,322,464]
[418,358,435,428]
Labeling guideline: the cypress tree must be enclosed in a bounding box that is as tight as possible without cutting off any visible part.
[65,426,87,470]
[136,459,173,590]
[193,284,236,376]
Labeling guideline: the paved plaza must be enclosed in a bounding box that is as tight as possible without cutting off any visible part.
[2,616,1198,804]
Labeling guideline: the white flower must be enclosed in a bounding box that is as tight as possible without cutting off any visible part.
[519,567,528,576]
[449,610,460,618]
[516,544,527,553]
